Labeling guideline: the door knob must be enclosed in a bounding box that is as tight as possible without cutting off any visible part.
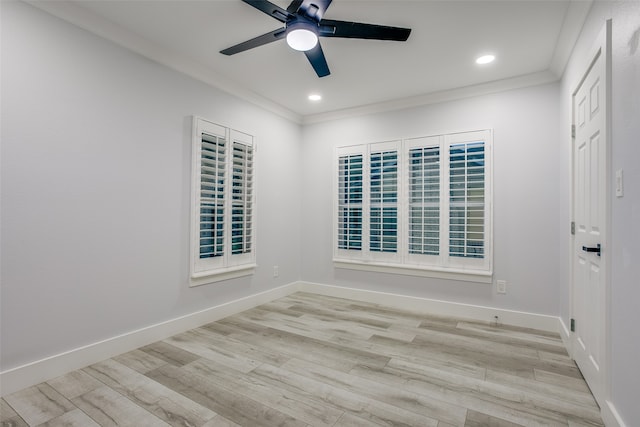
[582,243,601,256]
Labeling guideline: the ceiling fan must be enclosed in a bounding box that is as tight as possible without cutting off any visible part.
[220,0,411,78]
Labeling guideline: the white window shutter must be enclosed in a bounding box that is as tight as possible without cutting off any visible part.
[368,141,401,263]
[191,118,256,280]
[445,130,491,271]
[334,130,492,280]
[335,146,365,259]
[199,133,226,259]
[227,130,255,267]
[405,136,442,267]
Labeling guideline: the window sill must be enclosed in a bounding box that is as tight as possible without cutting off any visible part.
[190,264,256,287]
[333,259,492,284]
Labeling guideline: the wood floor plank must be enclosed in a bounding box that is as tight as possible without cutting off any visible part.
[392,333,582,380]
[485,369,598,408]
[1,398,19,421]
[1,398,28,427]
[47,370,104,400]
[533,369,592,394]
[83,359,218,426]
[185,326,291,367]
[227,322,390,373]
[146,364,307,427]
[3,292,604,427]
[233,309,338,342]
[464,409,524,427]
[4,383,75,426]
[250,362,439,427]
[284,308,417,343]
[283,293,423,327]
[109,350,163,375]
[216,316,272,336]
[409,328,541,360]
[455,322,566,351]
[333,412,386,427]
[286,303,394,329]
[0,414,28,427]
[281,357,467,426]
[363,355,600,426]
[406,320,568,356]
[201,414,243,427]
[140,341,201,368]
[164,330,262,374]
[330,333,492,380]
[72,386,170,427]
[36,408,101,427]
[184,357,344,426]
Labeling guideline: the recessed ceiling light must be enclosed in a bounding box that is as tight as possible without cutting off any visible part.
[308,94,322,101]
[476,54,495,65]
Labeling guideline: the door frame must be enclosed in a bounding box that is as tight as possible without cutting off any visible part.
[569,19,612,408]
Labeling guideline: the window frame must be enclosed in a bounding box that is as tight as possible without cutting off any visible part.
[333,130,493,283]
[190,117,256,286]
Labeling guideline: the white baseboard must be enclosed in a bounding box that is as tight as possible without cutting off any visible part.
[558,316,572,356]
[601,400,627,427]
[0,282,299,397]
[297,281,561,333]
[6,280,628,423]
[0,280,566,397]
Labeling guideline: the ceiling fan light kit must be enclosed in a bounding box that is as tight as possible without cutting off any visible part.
[220,0,411,77]
[286,24,318,51]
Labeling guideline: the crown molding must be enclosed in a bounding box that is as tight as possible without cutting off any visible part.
[23,0,589,127]
[24,0,303,124]
[549,0,594,78]
[302,70,559,125]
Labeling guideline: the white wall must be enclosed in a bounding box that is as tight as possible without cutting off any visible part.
[3,1,639,423]
[560,1,640,425]
[301,83,563,318]
[0,1,301,372]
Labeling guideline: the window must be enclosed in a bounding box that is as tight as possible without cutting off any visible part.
[370,148,398,254]
[190,117,256,284]
[337,150,363,251]
[334,130,492,282]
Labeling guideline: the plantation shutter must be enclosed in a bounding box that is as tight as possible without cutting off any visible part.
[405,136,441,265]
[191,118,256,279]
[446,131,490,270]
[193,120,227,273]
[334,130,491,279]
[404,136,442,267]
[228,130,255,266]
[336,146,364,257]
[368,141,401,263]
[369,149,398,253]
[199,133,226,259]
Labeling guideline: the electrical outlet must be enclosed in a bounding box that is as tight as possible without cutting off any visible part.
[273,266,279,278]
[496,280,507,294]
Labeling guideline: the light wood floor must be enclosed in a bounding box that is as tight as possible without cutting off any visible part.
[1,292,604,427]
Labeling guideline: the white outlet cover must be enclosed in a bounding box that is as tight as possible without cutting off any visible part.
[496,280,507,294]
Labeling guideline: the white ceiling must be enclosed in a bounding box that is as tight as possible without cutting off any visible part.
[30,0,591,121]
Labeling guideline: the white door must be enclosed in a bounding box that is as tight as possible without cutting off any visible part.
[571,23,609,404]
